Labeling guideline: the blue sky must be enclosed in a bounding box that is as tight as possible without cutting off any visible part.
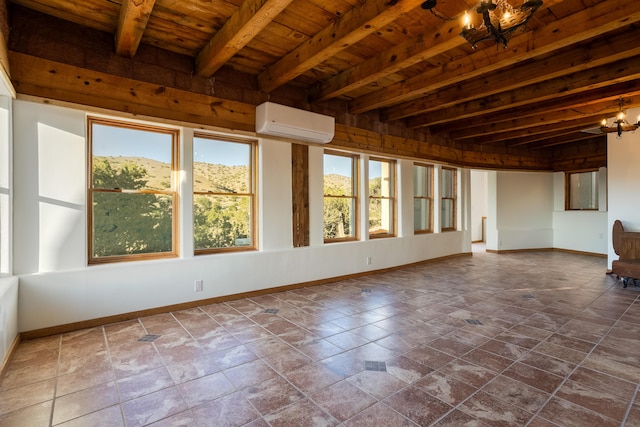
[92,124,250,166]
[93,123,382,175]
[92,124,172,163]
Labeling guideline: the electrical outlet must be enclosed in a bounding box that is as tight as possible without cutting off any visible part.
[366,256,372,265]
[194,280,203,292]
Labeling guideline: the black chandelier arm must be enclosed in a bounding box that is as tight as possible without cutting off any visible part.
[459,0,543,48]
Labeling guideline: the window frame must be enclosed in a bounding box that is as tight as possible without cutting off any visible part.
[368,156,397,239]
[565,169,599,211]
[323,150,360,244]
[440,166,457,232]
[193,133,258,254]
[87,116,179,265]
[413,162,434,234]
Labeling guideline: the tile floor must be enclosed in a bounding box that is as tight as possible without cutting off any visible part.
[1,247,640,426]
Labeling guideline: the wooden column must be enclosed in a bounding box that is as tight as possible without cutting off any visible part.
[291,143,309,247]
[0,0,9,78]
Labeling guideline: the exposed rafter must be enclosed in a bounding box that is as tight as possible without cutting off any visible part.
[257,0,426,93]
[5,0,639,170]
[386,28,640,122]
[350,0,640,114]
[406,56,640,128]
[114,0,155,58]
[196,0,293,77]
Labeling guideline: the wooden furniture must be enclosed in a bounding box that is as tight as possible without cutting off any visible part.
[612,220,640,288]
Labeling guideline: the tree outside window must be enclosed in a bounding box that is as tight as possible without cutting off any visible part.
[414,163,433,233]
[369,158,395,237]
[193,135,256,253]
[440,167,457,231]
[323,151,358,242]
[88,118,178,264]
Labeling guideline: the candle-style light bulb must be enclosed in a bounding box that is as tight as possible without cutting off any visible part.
[463,11,471,29]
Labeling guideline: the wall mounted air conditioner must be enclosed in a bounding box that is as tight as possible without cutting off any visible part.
[255,102,335,144]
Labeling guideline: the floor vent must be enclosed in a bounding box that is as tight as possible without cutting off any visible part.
[138,334,161,342]
[522,294,536,299]
[364,360,387,372]
[465,319,483,325]
[264,308,279,314]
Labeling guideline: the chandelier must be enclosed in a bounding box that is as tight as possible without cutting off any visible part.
[601,98,640,139]
[460,0,543,48]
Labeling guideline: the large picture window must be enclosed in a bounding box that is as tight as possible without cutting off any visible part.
[440,167,457,231]
[88,118,178,264]
[414,163,433,233]
[323,151,358,242]
[566,170,599,210]
[369,158,396,238]
[193,135,256,253]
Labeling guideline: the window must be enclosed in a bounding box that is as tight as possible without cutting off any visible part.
[369,158,396,237]
[323,151,359,242]
[566,170,598,210]
[88,118,178,264]
[440,167,457,231]
[414,163,433,233]
[193,135,256,253]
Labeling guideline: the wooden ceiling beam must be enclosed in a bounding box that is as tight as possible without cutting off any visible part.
[115,0,155,58]
[454,115,604,142]
[386,28,640,121]
[350,0,640,114]
[195,0,293,77]
[312,0,566,103]
[499,132,599,149]
[9,52,256,131]
[0,0,9,78]
[550,138,607,172]
[310,17,466,102]
[432,82,640,134]
[449,101,622,140]
[257,0,425,93]
[468,118,602,145]
[532,133,605,149]
[406,56,640,128]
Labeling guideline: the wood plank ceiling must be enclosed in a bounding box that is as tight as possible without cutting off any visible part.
[4,0,640,170]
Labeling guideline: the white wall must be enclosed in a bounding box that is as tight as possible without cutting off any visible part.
[485,168,608,255]
[607,107,640,268]
[0,96,11,275]
[12,100,470,332]
[470,170,488,242]
[0,277,18,364]
[552,169,608,255]
[489,171,554,250]
[0,94,17,367]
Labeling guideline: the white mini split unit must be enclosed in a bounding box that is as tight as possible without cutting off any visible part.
[255,102,335,144]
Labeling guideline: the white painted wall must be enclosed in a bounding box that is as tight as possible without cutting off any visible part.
[0,94,17,367]
[470,170,488,242]
[485,168,608,255]
[0,96,11,275]
[12,100,470,332]
[0,277,18,364]
[607,107,640,268]
[490,171,554,250]
[552,169,608,255]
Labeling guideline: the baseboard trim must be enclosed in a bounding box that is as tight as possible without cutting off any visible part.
[0,333,21,380]
[21,252,472,340]
[485,247,606,258]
